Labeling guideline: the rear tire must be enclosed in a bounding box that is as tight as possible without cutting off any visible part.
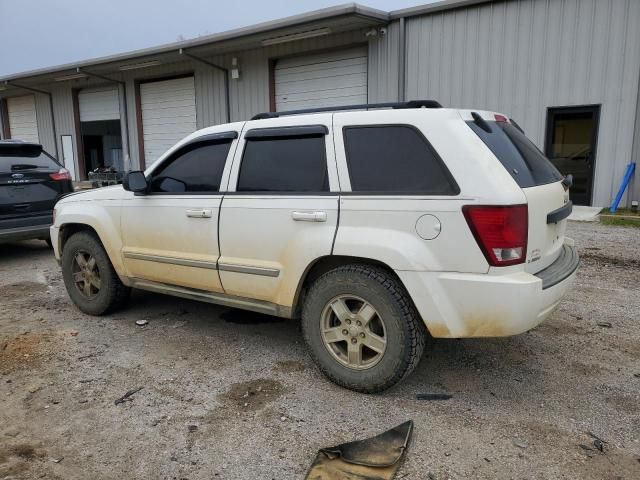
[61,231,130,315]
[301,264,426,393]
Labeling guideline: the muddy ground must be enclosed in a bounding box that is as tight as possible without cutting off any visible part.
[1,221,639,479]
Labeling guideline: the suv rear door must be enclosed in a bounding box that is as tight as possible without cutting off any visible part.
[0,143,70,229]
[463,111,568,273]
[218,114,339,312]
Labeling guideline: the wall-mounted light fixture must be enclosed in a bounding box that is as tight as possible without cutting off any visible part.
[261,27,332,46]
[118,60,162,71]
[231,57,240,80]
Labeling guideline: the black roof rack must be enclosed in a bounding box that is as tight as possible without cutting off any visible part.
[251,100,443,120]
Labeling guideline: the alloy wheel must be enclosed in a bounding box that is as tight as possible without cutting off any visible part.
[320,294,387,370]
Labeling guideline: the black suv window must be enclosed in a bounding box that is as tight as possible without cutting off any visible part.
[237,135,328,192]
[467,120,563,188]
[0,143,60,173]
[150,140,231,193]
[343,126,458,194]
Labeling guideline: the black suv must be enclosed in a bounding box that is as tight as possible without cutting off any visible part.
[0,141,73,245]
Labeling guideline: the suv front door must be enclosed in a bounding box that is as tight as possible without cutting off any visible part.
[120,131,238,292]
[218,115,339,312]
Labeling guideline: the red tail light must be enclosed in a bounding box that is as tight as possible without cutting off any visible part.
[50,169,71,181]
[463,205,528,266]
[494,114,508,123]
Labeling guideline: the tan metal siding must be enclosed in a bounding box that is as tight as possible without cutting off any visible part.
[405,0,640,206]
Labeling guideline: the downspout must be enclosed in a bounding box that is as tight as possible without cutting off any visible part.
[179,48,231,123]
[398,17,406,102]
[5,81,59,159]
[77,68,132,170]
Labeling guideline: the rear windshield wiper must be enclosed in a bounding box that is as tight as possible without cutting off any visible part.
[11,164,39,171]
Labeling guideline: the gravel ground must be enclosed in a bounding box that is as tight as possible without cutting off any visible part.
[0,221,639,479]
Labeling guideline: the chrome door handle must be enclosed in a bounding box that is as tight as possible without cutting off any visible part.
[186,209,212,218]
[291,211,327,222]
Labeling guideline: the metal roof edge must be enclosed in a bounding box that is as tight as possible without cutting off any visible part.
[0,3,389,82]
[390,0,494,19]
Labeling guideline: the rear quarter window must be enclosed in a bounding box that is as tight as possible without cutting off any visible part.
[342,125,459,194]
[466,120,563,188]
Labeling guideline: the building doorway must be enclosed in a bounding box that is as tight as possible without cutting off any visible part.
[79,120,123,178]
[545,105,600,205]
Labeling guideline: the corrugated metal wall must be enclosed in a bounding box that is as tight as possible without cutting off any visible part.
[404,0,640,206]
[34,94,56,155]
[368,21,400,103]
[50,86,77,172]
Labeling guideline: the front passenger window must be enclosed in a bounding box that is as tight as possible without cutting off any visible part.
[150,140,232,193]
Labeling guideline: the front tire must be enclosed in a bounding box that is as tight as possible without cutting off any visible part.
[61,231,130,315]
[301,264,426,393]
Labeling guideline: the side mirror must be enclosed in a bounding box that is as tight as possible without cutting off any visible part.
[123,170,148,193]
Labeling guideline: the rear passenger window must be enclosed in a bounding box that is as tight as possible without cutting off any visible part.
[343,126,458,194]
[150,140,231,193]
[237,136,328,192]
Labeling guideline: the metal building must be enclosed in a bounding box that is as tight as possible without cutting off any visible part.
[1,0,638,207]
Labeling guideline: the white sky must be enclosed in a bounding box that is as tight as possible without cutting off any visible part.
[0,0,433,77]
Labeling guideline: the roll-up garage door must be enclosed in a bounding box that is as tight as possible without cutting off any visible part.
[140,76,197,165]
[274,47,368,111]
[78,88,120,122]
[7,95,39,143]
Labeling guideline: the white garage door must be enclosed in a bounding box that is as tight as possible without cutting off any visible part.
[7,95,39,143]
[275,47,368,111]
[79,88,120,122]
[140,76,197,165]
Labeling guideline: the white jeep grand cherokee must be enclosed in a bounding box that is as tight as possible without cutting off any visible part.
[51,101,578,393]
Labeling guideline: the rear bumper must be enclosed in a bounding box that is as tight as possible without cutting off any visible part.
[397,242,579,338]
[0,214,53,242]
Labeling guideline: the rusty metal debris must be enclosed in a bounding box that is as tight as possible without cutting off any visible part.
[114,387,143,405]
[305,421,413,480]
[587,431,607,453]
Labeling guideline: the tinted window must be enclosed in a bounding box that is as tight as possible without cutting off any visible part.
[467,120,563,188]
[343,126,458,194]
[237,136,328,192]
[0,149,60,173]
[150,140,231,193]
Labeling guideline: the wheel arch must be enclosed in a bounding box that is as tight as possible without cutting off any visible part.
[291,255,408,318]
[58,219,127,280]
